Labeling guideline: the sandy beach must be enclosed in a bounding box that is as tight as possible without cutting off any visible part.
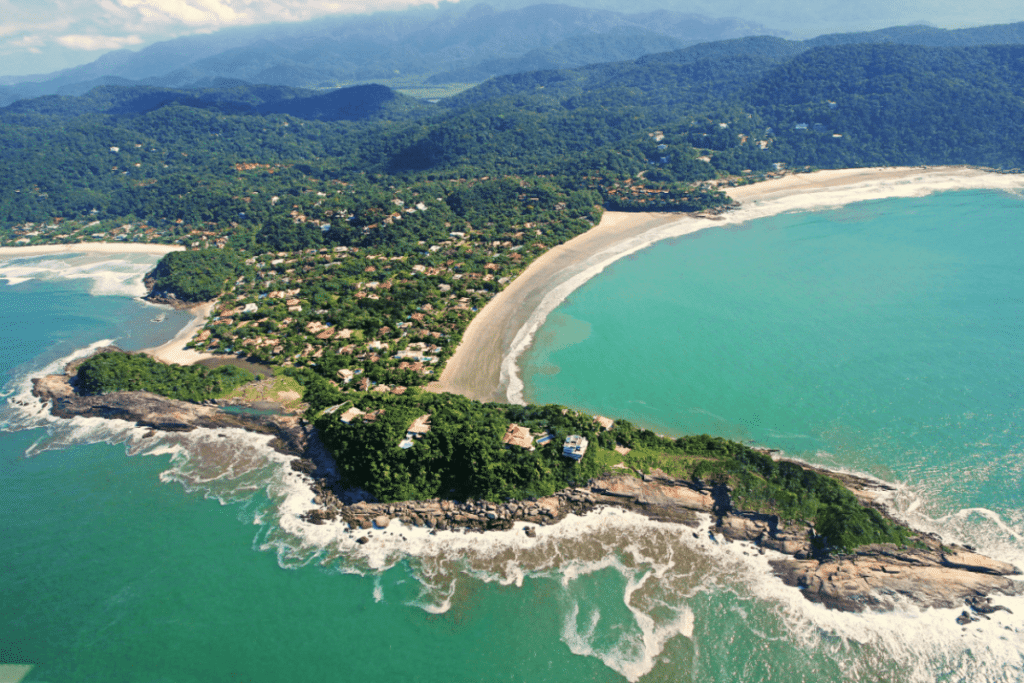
[0,243,184,258]
[429,165,1024,404]
[140,301,217,365]
[722,165,997,204]
[427,211,695,403]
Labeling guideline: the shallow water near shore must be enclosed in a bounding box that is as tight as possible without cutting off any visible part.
[3,192,1024,682]
[521,190,1024,522]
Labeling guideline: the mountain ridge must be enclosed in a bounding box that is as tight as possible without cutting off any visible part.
[0,3,781,107]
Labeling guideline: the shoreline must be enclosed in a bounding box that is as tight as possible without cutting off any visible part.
[139,301,218,365]
[0,242,184,258]
[430,165,1024,405]
[426,211,705,403]
[25,353,1024,616]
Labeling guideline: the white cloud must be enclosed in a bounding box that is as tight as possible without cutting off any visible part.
[103,0,435,28]
[9,34,44,53]
[56,33,144,50]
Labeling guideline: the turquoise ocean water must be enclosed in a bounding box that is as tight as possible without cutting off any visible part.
[3,191,1024,682]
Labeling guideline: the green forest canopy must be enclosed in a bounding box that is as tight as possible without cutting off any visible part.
[75,350,256,402]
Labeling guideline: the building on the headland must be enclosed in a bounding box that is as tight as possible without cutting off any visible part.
[502,423,535,451]
[562,435,588,461]
[400,414,432,449]
[339,406,365,424]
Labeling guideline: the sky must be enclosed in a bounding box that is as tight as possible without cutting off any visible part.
[3,0,1024,79]
[0,0,446,77]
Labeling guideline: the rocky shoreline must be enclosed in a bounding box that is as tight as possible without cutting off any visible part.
[31,351,312,456]
[31,359,1022,619]
[301,466,1021,615]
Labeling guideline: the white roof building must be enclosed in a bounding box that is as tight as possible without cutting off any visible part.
[562,435,588,461]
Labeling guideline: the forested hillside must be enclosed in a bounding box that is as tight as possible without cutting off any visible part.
[2,40,1021,243]
[13,32,1021,551]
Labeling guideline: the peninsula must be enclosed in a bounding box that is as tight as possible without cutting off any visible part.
[8,35,1024,621]
[30,346,1021,618]
[21,165,1024,620]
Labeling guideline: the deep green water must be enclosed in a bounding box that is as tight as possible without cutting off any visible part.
[3,194,1024,683]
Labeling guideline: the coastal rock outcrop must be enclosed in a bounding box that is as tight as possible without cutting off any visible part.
[769,545,1022,612]
[303,470,1021,616]
[31,371,311,455]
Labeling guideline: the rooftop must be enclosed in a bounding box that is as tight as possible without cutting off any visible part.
[502,423,534,450]
[406,414,432,437]
[562,435,588,461]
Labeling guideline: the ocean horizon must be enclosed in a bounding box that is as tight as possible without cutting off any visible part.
[3,187,1023,682]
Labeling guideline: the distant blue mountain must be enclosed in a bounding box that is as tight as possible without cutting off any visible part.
[0,3,777,107]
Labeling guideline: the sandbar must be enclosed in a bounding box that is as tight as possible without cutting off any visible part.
[0,243,184,258]
[430,165,1024,405]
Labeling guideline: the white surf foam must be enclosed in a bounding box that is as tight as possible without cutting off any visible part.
[7,340,1024,682]
[2,337,118,432]
[0,253,161,297]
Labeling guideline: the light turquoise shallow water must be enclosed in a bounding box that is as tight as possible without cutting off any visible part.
[522,190,1024,524]
[2,193,1024,683]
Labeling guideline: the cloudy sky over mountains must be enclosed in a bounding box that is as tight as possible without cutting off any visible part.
[4,0,1024,78]
[0,0,438,75]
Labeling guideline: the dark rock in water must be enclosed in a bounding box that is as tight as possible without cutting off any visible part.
[956,611,977,625]
[142,430,157,439]
[967,595,1012,615]
[524,527,537,538]
[356,536,369,545]
[290,458,317,474]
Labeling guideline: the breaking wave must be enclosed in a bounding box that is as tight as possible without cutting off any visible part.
[5,344,1024,680]
[0,252,161,297]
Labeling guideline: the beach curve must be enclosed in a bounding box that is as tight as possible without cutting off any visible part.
[429,165,1024,405]
[139,301,217,365]
[426,211,708,403]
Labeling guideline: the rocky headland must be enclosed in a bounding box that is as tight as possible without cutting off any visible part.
[30,355,1022,620]
[31,350,312,456]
